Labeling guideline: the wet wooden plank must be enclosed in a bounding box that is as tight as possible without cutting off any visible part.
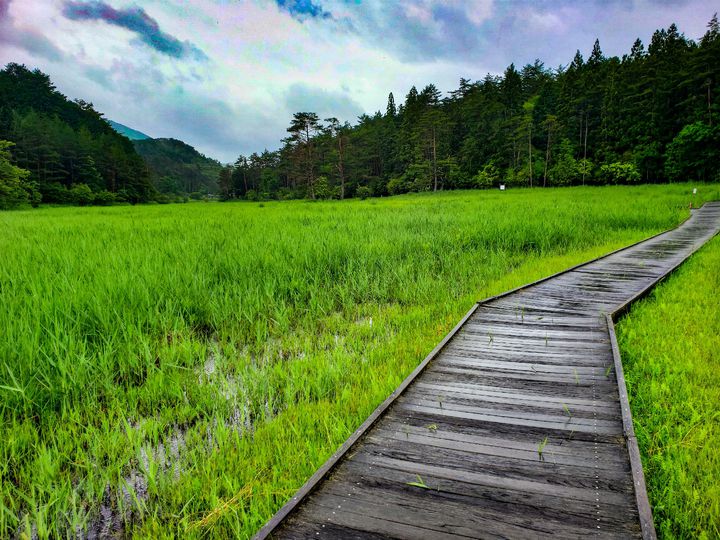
[326,462,641,537]
[305,476,628,538]
[354,438,633,489]
[370,425,628,469]
[368,423,629,470]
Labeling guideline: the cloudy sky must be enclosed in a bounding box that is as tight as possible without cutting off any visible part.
[0,0,715,162]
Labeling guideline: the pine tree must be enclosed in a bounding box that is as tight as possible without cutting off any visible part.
[286,112,321,198]
[386,93,396,117]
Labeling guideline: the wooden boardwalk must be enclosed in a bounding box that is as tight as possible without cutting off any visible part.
[256,203,720,540]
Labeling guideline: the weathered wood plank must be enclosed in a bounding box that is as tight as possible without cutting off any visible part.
[370,425,628,469]
[324,461,641,536]
[354,438,633,489]
[394,402,621,434]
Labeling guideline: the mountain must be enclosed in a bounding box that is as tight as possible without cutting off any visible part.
[107,120,151,141]
[107,120,222,195]
[133,138,223,195]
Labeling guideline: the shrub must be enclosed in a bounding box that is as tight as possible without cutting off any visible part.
[93,190,116,206]
[70,183,93,206]
[0,140,38,209]
[548,138,579,186]
[153,193,172,205]
[577,159,594,183]
[473,163,500,189]
[356,186,372,200]
[277,188,295,200]
[314,176,337,200]
[598,162,641,184]
[665,122,720,182]
[387,177,408,195]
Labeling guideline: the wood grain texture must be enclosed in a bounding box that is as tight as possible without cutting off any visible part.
[256,202,720,540]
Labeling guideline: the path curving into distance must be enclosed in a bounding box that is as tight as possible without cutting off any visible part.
[255,202,720,540]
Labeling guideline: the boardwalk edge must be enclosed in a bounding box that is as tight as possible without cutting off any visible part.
[605,203,720,540]
[606,314,656,540]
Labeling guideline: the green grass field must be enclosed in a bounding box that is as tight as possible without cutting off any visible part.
[1,185,717,538]
[617,235,720,539]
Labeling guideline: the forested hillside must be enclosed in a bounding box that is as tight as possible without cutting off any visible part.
[220,17,720,200]
[133,138,222,197]
[0,64,221,207]
[0,64,153,205]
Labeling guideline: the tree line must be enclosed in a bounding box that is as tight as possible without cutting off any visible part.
[219,16,720,201]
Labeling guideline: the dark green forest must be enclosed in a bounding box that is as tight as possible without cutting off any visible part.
[221,17,720,200]
[1,16,719,208]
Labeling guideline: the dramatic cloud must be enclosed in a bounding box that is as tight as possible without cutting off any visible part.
[285,83,364,122]
[62,1,206,60]
[0,0,63,61]
[339,0,496,62]
[276,0,333,20]
[0,0,716,162]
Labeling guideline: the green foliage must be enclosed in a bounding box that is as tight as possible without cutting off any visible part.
[69,183,93,206]
[598,162,641,184]
[548,139,579,185]
[356,186,372,200]
[618,235,720,538]
[665,122,720,182]
[313,175,336,200]
[0,140,37,209]
[387,176,408,195]
[92,190,116,206]
[76,154,103,190]
[0,185,717,538]
[577,159,594,182]
[473,162,500,188]
[405,162,433,192]
[217,166,233,201]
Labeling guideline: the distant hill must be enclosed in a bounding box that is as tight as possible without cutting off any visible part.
[108,121,222,195]
[107,120,151,141]
[133,138,222,195]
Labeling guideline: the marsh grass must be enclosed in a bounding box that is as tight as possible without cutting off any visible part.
[538,437,548,461]
[618,234,720,539]
[406,475,430,490]
[0,185,717,538]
